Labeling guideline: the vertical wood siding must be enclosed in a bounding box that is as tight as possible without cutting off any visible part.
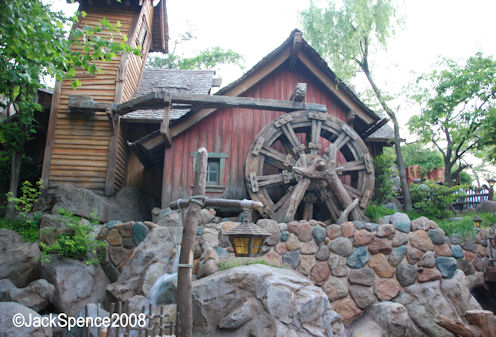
[162,65,348,206]
[46,9,135,195]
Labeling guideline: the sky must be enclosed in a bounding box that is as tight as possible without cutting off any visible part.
[48,0,496,176]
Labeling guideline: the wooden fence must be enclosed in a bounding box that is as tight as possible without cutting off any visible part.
[454,186,490,210]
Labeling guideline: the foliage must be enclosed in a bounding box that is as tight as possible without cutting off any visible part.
[300,0,413,210]
[401,143,443,175]
[147,30,243,70]
[39,209,105,265]
[409,181,463,219]
[148,46,243,70]
[6,179,42,214]
[365,203,395,222]
[372,151,397,203]
[409,53,496,185]
[218,257,284,271]
[0,216,40,242]
[459,170,473,185]
[0,0,139,213]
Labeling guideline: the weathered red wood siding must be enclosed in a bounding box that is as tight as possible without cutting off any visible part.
[162,65,348,207]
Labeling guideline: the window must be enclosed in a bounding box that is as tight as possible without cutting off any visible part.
[191,152,228,192]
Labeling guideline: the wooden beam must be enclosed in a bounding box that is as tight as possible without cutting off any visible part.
[114,91,327,115]
[289,31,303,68]
[298,52,376,124]
[361,117,390,140]
[160,93,172,147]
[290,83,307,102]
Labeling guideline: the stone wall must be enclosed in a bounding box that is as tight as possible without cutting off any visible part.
[195,212,493,325]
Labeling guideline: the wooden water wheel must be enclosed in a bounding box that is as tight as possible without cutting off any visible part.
[245,110,374,223]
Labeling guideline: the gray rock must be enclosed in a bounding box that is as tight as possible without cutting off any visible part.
[449,233,464,245]
[198,259,219,279]
[157,209,180,228]
[0,279,16,302]
[329,237,353,257]
[392,231,409,247]
[39,213,71,245]
[41,256,108,315]
[312,226,327,246]
[52,184,157,222]
[201,227,219,250]
[328,254,349,277]
[348,267,375,286]
[451,245,465,259]
[9,279,55,313]
[440,270,481,317]
[384,202,400,211]
[353,221,378,232]
[376,224,395,239]
[462,241,477,253]
[0,229,41,288]
[192,264,344,337]
[457,259,475,275]
[347,247,370,269]
[390,212,411,233]
[282,251,301,269]
[0,302,52,336]
[322,277,348,301]
[435,257,458,278]
[257,219,281,246]
[351,301,423,337]
[395,281,459,337]
[315,245,330,261]
[411,216,432,231]
[200,209,216,225]
[396,264,417,286]
[66,303,110,337]
[106,227,176,302]
[477,200,496,213]
[389,246,407,266]
[418,251,435,268]
[428,228,445,245]
[349,285,377,309]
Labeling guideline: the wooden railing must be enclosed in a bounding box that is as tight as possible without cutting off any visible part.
[454,186,490,210]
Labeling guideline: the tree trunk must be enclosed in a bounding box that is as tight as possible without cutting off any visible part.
[444,161,454,186]
[362,66,412,210]
[5,149,23,219]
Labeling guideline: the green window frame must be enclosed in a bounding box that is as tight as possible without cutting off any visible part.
[191,152,228,192]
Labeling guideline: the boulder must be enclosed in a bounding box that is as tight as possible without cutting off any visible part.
[440,270,481,316]
[9,279,55,313]
[312,226,327,245]
[411,216,432,231]
[257,219,280,246]
[38,213,71,245]
[347,247,370,269]
[341,221,356,238]
[390,212,411,233]
[201,227,219,250]
[331,296,362,324]
[328,254,349,277]
[408,230,434,252]
[315,245,330,261]
[376,224,395,239]
[374,278,400,301]
[0,279,17,301]
[106,227,176,302]
[282,250,301,269]
[435,257,458,278]
[353,221,378,232]
[41,256,108,315]
[477,200,496,213]
[285,233,300,251]
[368,237,393,255]
[392,232,409,247]
[297,223,313,242]
[396,264,417,286]
[388,246,407,267]
[353,229,374,246]
[428,228,445,245]
[368,253,394,278]
[348,267,375,286]
[0,302,52,337]
[330,237,353,257]
[0,229,41,287]
[200,209,216,225]
[349,285,377,309]
[327,224,342,239]
[322,277,348,301]
[418,251,435,268]
[52,184,157,222]
[191,264,345,337]
[299,255,316,276]
[157,209,180,227]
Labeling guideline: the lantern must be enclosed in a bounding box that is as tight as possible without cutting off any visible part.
[473,216,482,228]
[224,208,270,257]
[488,178,496,188]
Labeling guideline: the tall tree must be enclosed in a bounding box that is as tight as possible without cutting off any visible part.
[0,0,138,217]
[409,53,496,185]
[147,31,243,70]
[300,0,413,210]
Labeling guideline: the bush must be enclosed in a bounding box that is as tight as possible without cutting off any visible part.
[0,216,40,242]
[365,203,395,222]
[39,209,105,265]
[410,181,462,219]
[372,152,397,204]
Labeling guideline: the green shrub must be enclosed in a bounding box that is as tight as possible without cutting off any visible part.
[365,203,395,222]
[402,143,443,176]
[410,181,462,219]
[0,216,40,242]
[372,152,397,204]
[6,179,42,214]
[218,257,284,271]
[39,209,105,265]
[437,217,477,239]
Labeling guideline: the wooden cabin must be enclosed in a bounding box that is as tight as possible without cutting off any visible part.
[41,0,168,196]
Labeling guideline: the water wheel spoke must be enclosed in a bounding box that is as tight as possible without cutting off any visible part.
[260,146,294,169]
[257,171,295,188]
[274,178,311,222]
[336,160,366,175]
[344,184,361,199]
[308,119,322,154]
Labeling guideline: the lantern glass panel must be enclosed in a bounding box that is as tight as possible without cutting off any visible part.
[251,237,263,255]
[233,237,250,255]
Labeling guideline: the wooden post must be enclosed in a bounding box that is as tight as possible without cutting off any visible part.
[176,147,208,337]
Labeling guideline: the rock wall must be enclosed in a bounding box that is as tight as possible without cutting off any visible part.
[194,212,492,334]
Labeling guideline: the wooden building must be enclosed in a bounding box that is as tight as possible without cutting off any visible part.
[41,0,168,196]
[41,3,393,216]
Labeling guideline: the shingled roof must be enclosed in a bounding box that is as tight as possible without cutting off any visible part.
[123,69,216,121]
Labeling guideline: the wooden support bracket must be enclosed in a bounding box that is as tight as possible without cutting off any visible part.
[160,93,172,147]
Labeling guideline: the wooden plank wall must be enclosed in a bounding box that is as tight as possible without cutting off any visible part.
[161,65,348,207]
[46,8,135,195]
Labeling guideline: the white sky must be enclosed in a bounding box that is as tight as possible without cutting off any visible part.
[49,0,496,176]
